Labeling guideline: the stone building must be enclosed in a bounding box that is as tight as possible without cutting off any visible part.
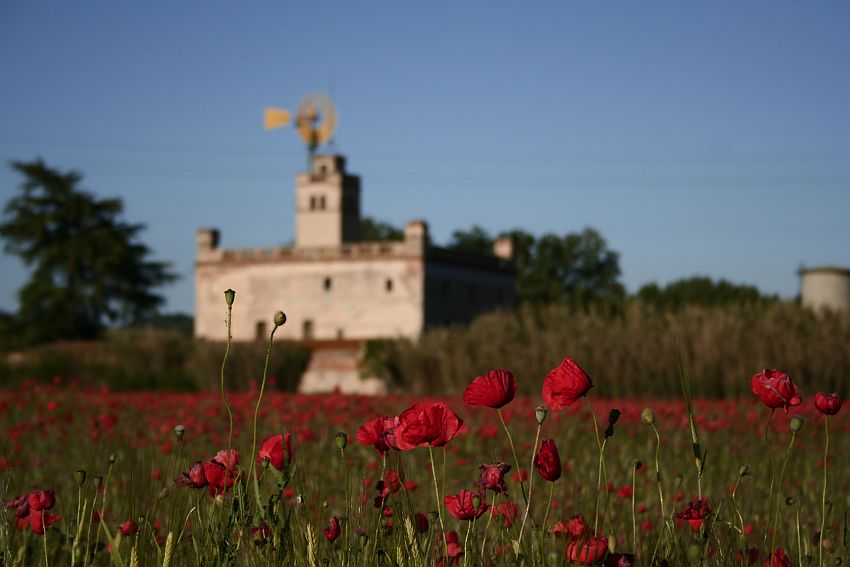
[195,154,516,392]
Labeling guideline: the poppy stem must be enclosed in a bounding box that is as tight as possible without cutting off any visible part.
[762,409,776,551]
[428,445,449,561]
[517,423,541,546]
[250,322,280,522]
[819,414,829,567]
[540,481,555,548]
[770,428,797,560]
[219,301,235,521]
[585,397,606,536]
[371,454,387,562]
[497,409,531,515]
[631,462,638,558]
[480,492,496,560]
[648,422,668,566]
[42,516,48,567]
[463,519,473,567]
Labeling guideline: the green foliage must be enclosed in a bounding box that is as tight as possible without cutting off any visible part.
[446,225,493,256]
[0,329,311,391]
[637,276,776,310]
[447,226,624,304]
[359,216,404,241]
[367,300,850,398]
[0,159,177,345]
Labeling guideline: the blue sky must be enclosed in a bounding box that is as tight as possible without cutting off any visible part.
[1,1,848,315]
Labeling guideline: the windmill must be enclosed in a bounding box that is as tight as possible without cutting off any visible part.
[264,93,338,165]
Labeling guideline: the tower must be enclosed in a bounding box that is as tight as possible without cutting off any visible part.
[295,154,361,247]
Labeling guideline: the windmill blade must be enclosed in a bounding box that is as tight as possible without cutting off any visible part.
[264,107,291,130]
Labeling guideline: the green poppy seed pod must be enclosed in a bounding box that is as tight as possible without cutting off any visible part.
[335,432,347,451]
[641,408,656,425]
[109,454,117,464]
[224,289,236,306]
[790,415,804,433]
[93,476,103,490]
[74,469,87,486]
[274,311,287,327]
[535,405,548,425]
[137,515,145,526]
[473,495,481,509]
[174,424,186,440]
[739,464,749,477]
[358,533,369,549]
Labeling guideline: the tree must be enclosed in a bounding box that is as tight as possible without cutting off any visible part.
[0,159,177,344]
[448,225,624,305]
[360,216,404,242]
[446,225,493,256]
[637,276,775,310]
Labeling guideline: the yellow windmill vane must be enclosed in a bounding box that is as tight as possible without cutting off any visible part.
[264,92,338,159]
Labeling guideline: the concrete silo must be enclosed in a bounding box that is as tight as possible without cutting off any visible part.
[799,266,850,314]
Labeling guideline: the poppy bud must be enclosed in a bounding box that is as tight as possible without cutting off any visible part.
[607,408,621,426]
[335,432,348,451]
[109,454,117,464]
[785,497,794,506]
[535,406,547,425]
[224,289,236,306]
[75,469,87,486]
[790,415,805,433]
[274,311,287,327]
[94,476,103,490]
[174,424,186,440]
[739,465,749,477]
[261,456,270,469]
[633,460,642,470]
[608,533,616,553]
[641,408,656,425]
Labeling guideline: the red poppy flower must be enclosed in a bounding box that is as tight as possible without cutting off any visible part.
[414,512,429,533]
[177,461,208,489]
[749,369,802,413]
[256,433,293,470]
[28,490,55,511]
[440,531,464,566]
[534,439,562,482]
[444,489,488,521]
[119,519,139,536]
[490,501,518,528]
[675,497,711,533]
[814,392,842,415]
[543,357,593,410]
[323,516,341,542]
[553,514,587,540]
[356,416,399,455]
[478,462,511,494]
[604,553,636,567]
[463,369,517,409]
[764,548,792,567]
[29,509,61,534]
[566,535,608,565]
[394,402,463,450]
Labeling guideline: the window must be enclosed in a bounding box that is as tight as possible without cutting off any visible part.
[319,195,326,210]
[309,196,316,210]
[336,328,344,339]
[385,278,393,292]
[302,319,314,340]
[255,321,267,340]
[324,277,332,291]
[318,164,327,174]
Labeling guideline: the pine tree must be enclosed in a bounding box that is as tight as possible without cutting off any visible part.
[0,159,177,344]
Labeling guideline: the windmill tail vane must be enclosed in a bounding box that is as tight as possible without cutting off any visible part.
[264,93,338,162]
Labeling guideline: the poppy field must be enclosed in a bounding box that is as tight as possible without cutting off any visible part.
[1,352,848,567]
